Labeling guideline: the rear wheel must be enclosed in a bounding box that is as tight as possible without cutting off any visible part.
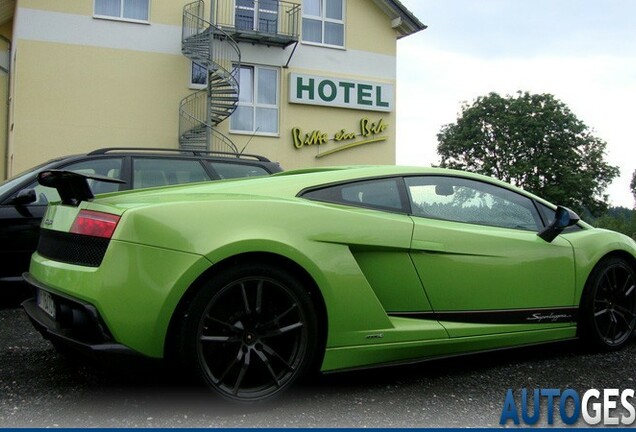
[579,257,636,350]
[178,263,318,403]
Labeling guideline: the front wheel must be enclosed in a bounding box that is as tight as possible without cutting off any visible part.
[177,263,319,403]
[579,256,636,350]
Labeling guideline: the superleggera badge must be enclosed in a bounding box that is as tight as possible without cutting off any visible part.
[366,333,384,339]
[526,313,572,322]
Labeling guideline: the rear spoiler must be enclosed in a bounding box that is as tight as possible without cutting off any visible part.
[38,170,126,206]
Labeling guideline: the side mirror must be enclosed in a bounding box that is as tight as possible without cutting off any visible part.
[9,189,37,205]
[538,206,580,243]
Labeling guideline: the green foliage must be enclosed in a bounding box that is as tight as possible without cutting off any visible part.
[592,207,636,239]
[437,91,619,217]
[631,170,636,206]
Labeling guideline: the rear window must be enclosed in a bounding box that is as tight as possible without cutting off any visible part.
[302,178,407,212]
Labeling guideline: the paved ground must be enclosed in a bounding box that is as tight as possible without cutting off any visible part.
[2,304,636,428]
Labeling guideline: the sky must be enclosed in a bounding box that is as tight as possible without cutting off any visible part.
[395,0,636,208]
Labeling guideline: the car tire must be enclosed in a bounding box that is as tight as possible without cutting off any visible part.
[579,256,636,351]
[177,263,319,403]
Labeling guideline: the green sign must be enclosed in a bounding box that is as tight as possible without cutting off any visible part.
[289,73,393,112]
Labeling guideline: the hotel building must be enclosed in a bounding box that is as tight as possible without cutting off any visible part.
[0,0,425,179]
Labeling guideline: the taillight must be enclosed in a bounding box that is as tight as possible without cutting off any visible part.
[70,210,120,239]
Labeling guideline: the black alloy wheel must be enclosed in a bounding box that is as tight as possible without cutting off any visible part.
[179,264,318,402]
[580,257,636,350]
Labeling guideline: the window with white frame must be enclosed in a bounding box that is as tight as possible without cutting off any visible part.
[302,0,344,47]
[94,0,150,22]
[230,66,279,135]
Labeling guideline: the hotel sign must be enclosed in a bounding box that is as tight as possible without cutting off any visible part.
[289,73,393,112]
[292,117,389,158]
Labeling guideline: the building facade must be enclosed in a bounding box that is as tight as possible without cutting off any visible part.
[0,0,424,179]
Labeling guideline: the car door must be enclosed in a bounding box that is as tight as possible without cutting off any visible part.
[301,177,443,322]
[404,175,577,337]
[0,158,123,286]
[0,190,47,286]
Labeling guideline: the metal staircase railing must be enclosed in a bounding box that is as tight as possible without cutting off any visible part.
[180,0,241,152]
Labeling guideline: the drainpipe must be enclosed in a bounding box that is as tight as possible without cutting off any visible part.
[206,0,217,151]
[206,0,215,151]
[0,34,10,181]
[209,0,216,24]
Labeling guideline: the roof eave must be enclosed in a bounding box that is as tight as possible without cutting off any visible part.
[372,0,427,39]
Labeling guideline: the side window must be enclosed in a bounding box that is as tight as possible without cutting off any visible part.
[230,65,279,135]
[30,158,123,204]
[132,158,209,189]
[206,162,269,179]
[537,202,583,231]
[94,0,150,22]
[303,178,405,212]
[302,0,345,47]
[405,176,541,231]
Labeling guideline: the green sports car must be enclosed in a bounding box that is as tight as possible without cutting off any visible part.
[23,166,636,402]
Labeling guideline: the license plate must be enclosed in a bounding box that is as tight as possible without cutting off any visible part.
[37,290,56,319]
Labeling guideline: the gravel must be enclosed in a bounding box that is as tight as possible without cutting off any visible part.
[2,305,635,427]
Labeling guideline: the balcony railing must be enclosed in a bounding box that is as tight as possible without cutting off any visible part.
[215,0,300,47]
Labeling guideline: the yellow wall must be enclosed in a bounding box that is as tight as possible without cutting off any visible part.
[17,0,187,26]
[215,68,396,169]
[219,109,396,170]
[18,0,91,16]
[9,0,404,174]
[11,40,189,173]
[347,0,397,56]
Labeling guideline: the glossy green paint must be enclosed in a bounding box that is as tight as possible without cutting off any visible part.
[351,250,432,312]
[30,241,210,357]
[409,217,576,338]
[28,166,636,371]
[565,228,636,303]
[322,325,577,372]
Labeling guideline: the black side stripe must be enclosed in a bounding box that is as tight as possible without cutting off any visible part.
[388,307,578,324]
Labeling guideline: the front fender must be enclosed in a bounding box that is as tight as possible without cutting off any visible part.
[565,228,636,304]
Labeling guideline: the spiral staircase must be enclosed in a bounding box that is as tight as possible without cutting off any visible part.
[179,1,241,152]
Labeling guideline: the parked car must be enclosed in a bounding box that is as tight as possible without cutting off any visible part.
[0,147,281,302]
[23,165,636,402]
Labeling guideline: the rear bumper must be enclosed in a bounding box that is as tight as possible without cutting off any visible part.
[22,272,140,358]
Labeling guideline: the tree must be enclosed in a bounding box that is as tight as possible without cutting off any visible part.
[631,170,636,207]
[593,206,636,239]
[437,91,619,216]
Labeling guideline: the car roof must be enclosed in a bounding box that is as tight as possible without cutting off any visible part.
[106,165,545,204]
[1,148,282,201]
[84,147,276,163]
[270,165,533,194]
[32,148,279,171]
